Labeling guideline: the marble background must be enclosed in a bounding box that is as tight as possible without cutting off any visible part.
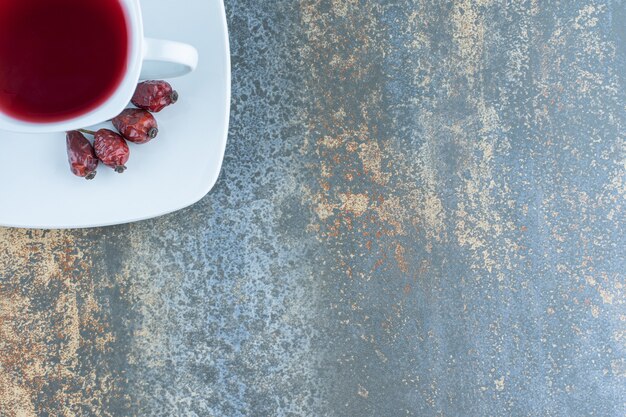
[0,0,624,416]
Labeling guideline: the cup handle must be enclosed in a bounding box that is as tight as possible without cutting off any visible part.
[140,38,198,80]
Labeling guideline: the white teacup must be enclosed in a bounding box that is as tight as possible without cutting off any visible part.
[0,0,198,133]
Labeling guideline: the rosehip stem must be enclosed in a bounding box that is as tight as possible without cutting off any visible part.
[78,128,97,136]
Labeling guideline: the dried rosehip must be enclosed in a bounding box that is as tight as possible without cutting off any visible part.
[66,131,98,180]
[92,129,130,173]
[131,80,178,112]
[112,108,158,144]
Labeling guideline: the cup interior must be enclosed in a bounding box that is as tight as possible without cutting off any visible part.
[0,0,143,133]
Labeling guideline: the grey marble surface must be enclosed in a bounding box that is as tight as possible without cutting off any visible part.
[0,1,624,416]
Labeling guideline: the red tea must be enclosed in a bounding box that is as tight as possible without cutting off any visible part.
[0,0,129,123]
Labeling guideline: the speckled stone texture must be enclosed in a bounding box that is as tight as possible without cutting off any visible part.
[0,1,625,416]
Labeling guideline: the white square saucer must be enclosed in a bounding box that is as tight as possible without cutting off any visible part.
[0,0,230,229]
